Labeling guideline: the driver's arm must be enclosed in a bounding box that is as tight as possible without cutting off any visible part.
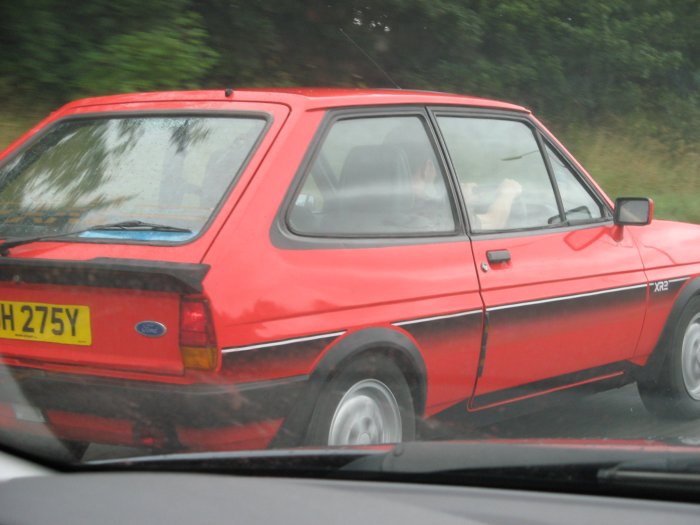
[465,178,522,230]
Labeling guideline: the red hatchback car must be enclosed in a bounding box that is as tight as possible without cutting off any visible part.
[0,88,699,453]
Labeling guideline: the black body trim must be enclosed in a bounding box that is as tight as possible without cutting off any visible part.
[0,366,307,429]
[0,257,209,294]
[221,334,338,374]
[614,197,653,226]
[431,365,637,432]
[222,331,345,353]
[486,282,648,312]
[463,219,614,241]
[471,361,634,410]
[486,250,511,264]
[476,312,489,379]
[535,129,567,225]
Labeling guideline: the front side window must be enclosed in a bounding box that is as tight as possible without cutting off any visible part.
[288,115,456,236]
[437,117,561,232]
[545,144,606,222]
[0,115,267,241]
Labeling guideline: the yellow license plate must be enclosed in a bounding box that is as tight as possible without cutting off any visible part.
[0,300,91,346]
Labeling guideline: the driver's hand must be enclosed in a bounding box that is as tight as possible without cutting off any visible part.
[462,182,478,201]
[498,178,522,198]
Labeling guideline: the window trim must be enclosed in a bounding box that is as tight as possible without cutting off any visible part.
[272,106,467,250]
[429,107,613,237]
[0,110,273,248]
[534,130,567,225]
[540,136,613,223]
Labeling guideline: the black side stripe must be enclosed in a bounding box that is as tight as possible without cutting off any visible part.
[471,361,633,410]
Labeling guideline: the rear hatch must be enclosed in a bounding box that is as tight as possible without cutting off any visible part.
[0,105,275,377]
[0,258,207,376]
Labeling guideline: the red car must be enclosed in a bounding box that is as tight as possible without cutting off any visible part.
[0,88,698,453]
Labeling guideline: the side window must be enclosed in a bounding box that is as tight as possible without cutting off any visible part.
[437,117,561,232]
[288,115,456,236]
[545,143,605,222]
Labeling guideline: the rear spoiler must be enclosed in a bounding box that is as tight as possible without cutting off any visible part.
[0,258,209,294]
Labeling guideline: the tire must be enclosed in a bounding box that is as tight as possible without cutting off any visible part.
[638,296,700,419]
[305,355,416,446]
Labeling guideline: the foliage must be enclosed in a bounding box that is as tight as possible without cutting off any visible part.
[0,0,697,145]
[0,0,217,99]
[558,121,700,224]
[73,13,219,94]
[0,1,697,224]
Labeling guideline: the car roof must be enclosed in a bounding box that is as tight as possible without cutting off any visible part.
[59,88,530,113]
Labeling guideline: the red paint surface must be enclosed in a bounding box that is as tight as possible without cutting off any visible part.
[0,89,699,450]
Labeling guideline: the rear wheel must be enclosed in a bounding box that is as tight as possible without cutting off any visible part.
[306,355,416,446]
[638,296,700,419]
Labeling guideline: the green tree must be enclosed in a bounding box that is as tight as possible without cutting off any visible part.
[1,0,697,142]
[0,0,218,101]
[74,12,218,94]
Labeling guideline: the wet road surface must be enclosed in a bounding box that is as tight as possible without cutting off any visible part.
[439,383,700,445]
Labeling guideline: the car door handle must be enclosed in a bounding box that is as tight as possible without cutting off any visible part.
[486,249,511,264]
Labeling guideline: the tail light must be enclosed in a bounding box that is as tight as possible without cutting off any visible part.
[179,297,218,371]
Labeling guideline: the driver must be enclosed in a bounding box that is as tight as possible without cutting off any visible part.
[404,145,522,232]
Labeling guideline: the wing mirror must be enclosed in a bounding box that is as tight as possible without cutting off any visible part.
[614,197,653,226]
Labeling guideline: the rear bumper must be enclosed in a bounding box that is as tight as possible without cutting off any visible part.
[0,366,306,450]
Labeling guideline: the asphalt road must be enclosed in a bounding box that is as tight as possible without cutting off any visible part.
[82,383,700,462]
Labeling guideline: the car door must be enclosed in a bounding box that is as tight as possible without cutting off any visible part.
[433,110,648,410]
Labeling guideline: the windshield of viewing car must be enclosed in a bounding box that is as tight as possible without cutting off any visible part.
[0,116,266,242]
[0,1,699,507]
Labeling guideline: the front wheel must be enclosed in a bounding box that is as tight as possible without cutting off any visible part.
[306,355,416,446]
[638,296,700,419]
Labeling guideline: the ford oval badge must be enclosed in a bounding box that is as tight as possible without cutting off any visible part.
[135,321,167,338]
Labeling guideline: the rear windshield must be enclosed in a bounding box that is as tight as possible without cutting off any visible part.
[0,115,267,242]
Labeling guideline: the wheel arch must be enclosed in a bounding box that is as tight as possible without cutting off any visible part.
[271,327,427,447]
[638,276,700,382]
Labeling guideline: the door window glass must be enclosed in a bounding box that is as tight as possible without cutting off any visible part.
[437,117,561,232]
[288,116,456,236]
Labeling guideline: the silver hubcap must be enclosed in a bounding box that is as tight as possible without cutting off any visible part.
[328,379,402,446]
[682,313,700,400]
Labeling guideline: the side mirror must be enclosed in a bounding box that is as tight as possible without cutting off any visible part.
[614,197,653,226]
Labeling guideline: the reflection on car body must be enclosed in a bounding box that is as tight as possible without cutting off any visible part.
[0,89,699,457]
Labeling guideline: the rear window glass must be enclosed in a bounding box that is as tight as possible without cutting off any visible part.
[0,115,266,241]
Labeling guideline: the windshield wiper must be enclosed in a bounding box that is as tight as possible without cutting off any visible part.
[0,220,192,256]
[87,220,192,232]
[598,457,700,496]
